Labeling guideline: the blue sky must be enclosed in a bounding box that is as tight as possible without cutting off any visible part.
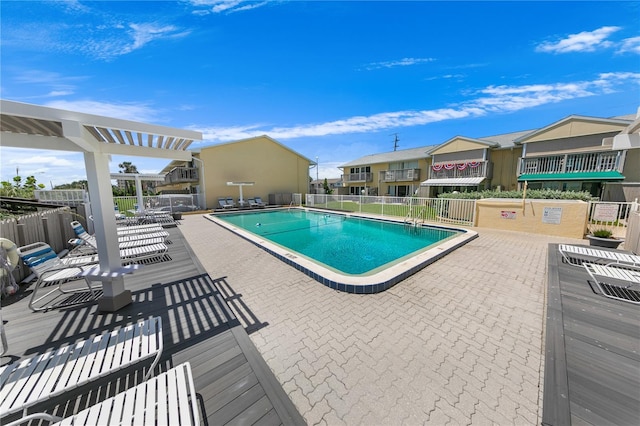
[1,0,639,187]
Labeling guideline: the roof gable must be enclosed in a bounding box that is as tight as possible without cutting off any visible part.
[427,136,497,155]
[515,115,631,144]
[340,145,433,168]
[197,134,313,163]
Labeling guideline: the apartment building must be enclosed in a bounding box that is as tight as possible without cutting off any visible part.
[339,112,639,201]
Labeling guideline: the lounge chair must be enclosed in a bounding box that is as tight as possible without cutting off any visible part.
[16,242,104,312]
[237,198,250,208]
[218,197,233,209]
[558,244,640,267]
[254,196,266,207]
[583,262,640,304]
[226,197,237,208]
[70,221,166,250]
[89,216,164,235]
[0,317,163,425]
[11,362,198,426]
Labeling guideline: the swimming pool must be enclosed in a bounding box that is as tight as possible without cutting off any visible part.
[206,208,477,293]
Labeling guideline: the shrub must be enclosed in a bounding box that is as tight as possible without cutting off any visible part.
[436,189,593,202]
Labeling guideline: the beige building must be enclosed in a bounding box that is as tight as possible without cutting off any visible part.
[340,111,639,201]
[514,114,639,200]
[156,135,314,209]
[340,146,433,197]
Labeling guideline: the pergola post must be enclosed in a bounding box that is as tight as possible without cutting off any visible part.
[84,151,132,311]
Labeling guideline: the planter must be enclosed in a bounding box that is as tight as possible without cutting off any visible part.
[586,235,624,249]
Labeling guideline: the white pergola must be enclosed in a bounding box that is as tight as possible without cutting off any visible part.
[110,172,166,212]
[0,99,202,311]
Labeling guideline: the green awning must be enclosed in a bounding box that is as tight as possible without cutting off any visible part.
[517,171,625,182]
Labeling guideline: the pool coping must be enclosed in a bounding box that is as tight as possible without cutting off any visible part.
[204,207,478,294]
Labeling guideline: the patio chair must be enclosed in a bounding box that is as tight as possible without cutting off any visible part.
[0,317,164,425]
[16,242,104,312]
[559,244,640,267]
[70,221,166,250]
[218,197,233,209]
[583,262,640,304]
[10,362,198,426]
[89,216,164,235]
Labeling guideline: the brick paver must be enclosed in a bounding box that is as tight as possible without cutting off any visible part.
[180,213,584,425]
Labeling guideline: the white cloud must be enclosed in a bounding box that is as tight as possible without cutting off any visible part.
[617,36,640,54]
[189,0,271,15]
[536,26,621,53]
[86,22,191,60]
[43,100,161,122]
[191,72,640,143]
[363,57,436,71]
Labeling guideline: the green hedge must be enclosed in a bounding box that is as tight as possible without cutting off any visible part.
[436,189,593,202]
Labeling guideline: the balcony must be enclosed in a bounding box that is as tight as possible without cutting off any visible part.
[518,151,622,176]
[343,172,373,183]
[379,168,421,182]
[164,167,199,184]
[428,161,490,180]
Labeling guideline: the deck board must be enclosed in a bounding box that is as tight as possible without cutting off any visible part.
[543,244,640,426]
[0,224,304,426]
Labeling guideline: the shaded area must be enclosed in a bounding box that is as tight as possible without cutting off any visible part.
[1,225,305,426]
[543,244,640,425]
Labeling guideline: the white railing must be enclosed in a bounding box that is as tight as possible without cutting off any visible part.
[429,161,488,179]
[34,189,88,206]
[379,168,421,182]
[519,151,622,175]
[113,194,200,215]
[587,199,639,239]
[305,194,476,226]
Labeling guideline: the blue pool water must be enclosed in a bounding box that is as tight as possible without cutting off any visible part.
[215,209,459,275]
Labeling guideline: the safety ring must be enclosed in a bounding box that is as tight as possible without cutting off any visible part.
[0,238,20,272]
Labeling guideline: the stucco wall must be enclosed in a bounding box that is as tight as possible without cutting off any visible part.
[489,147,522,191]
[475,198,588,239]
[199,136,310,209]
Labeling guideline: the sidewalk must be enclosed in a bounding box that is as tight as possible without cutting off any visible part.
[180,213,584,425]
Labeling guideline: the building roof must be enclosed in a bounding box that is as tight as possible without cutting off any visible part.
[514,114,633,144]
[193,134,315,163]
[339,145,434,168]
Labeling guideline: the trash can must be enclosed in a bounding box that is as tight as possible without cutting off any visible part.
[172,212,182,220]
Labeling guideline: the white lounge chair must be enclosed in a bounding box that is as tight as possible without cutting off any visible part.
[11,362,198,426]
[0,317,163,425]
[71,221,166,250]
[583,262,640,304]
[558,244,640,267]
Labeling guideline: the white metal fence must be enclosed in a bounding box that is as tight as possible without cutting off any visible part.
[587,199,640,239]
[306,194,476,226]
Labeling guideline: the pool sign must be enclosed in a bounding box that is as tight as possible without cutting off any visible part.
[501,211,516,219]
[593,204,619,222]
[542,207,562,224]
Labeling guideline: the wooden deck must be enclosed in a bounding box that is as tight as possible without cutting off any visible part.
[543,244,640,425]
[0,225,305,425]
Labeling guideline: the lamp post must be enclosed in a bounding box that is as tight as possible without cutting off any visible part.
[316,156,319,193]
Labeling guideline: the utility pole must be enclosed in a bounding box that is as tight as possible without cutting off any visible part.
[391,133,400,151]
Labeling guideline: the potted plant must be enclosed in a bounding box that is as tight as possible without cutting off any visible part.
[586,226,624,249]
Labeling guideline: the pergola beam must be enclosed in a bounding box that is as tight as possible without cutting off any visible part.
[0,99,202,312]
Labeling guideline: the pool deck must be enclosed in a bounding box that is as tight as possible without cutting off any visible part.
[0,224,304,425]
[3,213,639,425]
[181,214,639,425]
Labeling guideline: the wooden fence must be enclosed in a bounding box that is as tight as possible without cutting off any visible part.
[1,207,88,282]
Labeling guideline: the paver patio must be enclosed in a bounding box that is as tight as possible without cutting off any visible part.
[180,213,586,425]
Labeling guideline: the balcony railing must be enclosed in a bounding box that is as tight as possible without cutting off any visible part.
[519,151,622,175]
[343,172,373,183]
[379,168,421,182]
[428,161,489,179]
[164,167,199,184]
